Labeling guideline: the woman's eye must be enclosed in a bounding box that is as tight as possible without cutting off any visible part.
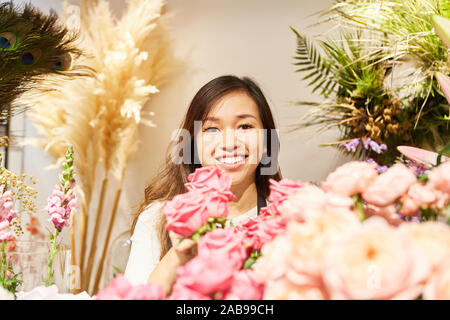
[203,127,219,133]
[239,123,254,130]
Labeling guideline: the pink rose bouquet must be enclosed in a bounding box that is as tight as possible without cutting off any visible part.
[163,166,235,241]
[95,274,166,300]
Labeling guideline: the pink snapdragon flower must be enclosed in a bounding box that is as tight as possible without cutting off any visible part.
[45,185,78,231]
[0,220,14,242]
[0,188,17,223]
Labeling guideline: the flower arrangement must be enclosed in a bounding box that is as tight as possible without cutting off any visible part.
[254,161,450,300]
[290,0,450,165]
[97,159,449,300]
[0,137,38,294]
[0,144,78,297]
[19,0,180,294]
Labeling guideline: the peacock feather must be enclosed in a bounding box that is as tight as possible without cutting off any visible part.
[0,1,85,119]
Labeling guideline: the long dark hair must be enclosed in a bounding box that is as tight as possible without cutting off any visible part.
[131,75,282,259]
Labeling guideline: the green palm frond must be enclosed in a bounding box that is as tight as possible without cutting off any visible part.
[291,26,338,97]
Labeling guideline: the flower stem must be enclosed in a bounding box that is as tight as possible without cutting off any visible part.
[45,229,60,286]
[355,195,366,221]
[0,240,6,287]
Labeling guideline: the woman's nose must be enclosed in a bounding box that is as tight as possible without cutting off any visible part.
[221,129,238,151]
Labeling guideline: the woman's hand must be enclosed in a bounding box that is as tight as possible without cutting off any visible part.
[147,232,197,295]
[168,231,197,266]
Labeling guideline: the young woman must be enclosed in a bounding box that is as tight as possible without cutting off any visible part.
[124,75,282,294]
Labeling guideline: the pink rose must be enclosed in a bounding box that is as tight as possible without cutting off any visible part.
[169,283,212,300]
[362,163,417,207]
[427,161,450,194]
[163,190,209,237]
[123,284,166,300]
[95,274,133,299]
[259,203,280,217]
[185,166,233,195]
[235,216,287,250]
[223,269,264,300]
[268,178,306,206]
[174,254,236,296]
[321,161,378,197]
[95,274,166,300]
[197,228,247,270]
[203,190,232,220]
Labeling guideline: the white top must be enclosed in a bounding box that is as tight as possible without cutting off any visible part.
[124,200,264,286]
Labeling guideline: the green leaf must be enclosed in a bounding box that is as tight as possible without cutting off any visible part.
[243,257,256,269]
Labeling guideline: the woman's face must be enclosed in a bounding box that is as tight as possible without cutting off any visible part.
[195,91,265,188]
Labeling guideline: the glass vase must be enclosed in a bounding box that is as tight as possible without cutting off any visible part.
[1,240,71,294]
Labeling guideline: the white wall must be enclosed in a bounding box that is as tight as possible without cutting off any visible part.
[14,0,352,287]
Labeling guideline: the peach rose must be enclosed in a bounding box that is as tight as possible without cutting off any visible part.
[362,163,417,207]
[278,185,328,222]
[427,161,450,194]
[423,256,450,300]
[364,204,404,226]
[399,182,436,216]
[263,278,328,300]
[286,212,360,281]
[253,235,291,283]
[399,221,450,282]
[323,217,420,300]
[321,161,378,197]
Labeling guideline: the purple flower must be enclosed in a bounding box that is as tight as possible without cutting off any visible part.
[362,138,387,154]
[340,138,360,152]
[366,158,388,173]
[406,160,429,177]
